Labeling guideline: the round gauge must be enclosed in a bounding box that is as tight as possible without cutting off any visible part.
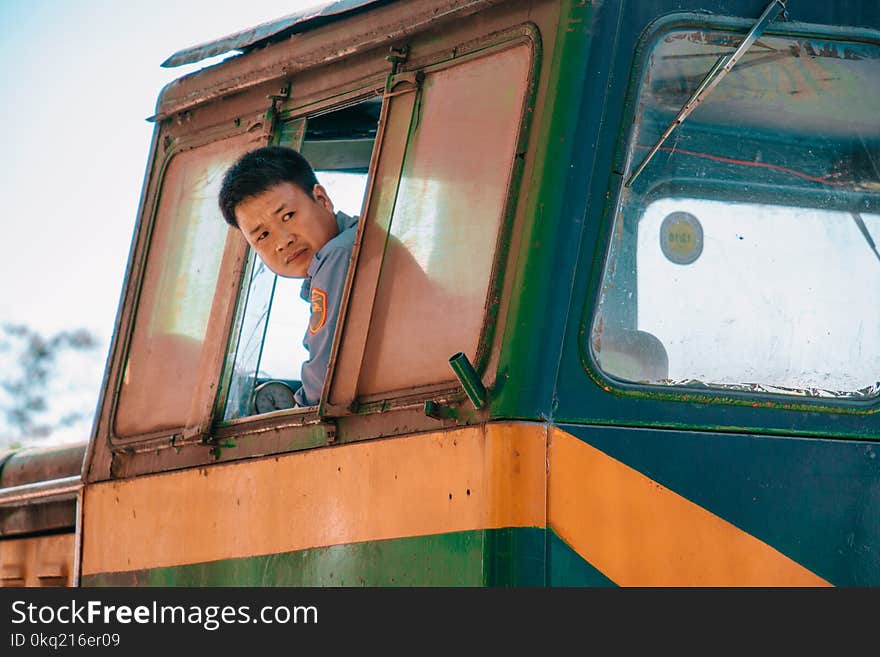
[253,380,297,414]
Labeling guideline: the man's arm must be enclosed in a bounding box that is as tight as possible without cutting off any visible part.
[293,246,352,407]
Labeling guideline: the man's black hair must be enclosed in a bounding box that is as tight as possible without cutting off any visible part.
[219,145,320,227]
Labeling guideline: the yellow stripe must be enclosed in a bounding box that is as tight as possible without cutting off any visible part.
[82,423,546,575]
[548,428,830,586]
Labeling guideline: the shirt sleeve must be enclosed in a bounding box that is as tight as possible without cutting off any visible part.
[293,245,352,407]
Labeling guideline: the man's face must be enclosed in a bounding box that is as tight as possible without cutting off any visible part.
[234,182,338,278]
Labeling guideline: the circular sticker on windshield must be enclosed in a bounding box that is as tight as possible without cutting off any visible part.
[660,211,703,265]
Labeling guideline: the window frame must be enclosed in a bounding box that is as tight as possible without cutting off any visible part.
[107,115,272,447]
[582,12,880,417]
[212,85,387,434]
[214,25,542,445]
[321,25,542,428]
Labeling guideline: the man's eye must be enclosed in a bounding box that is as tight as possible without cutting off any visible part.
[257,231,269,241]
[282,212,294,222]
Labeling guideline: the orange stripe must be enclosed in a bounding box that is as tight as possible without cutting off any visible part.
[81,423,546,575]
[548,428,830,586]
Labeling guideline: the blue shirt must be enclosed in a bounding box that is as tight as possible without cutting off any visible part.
[294,211,358,406]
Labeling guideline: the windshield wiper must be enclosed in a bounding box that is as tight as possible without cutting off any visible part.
[625,0,788,187]
[851,211,880,265]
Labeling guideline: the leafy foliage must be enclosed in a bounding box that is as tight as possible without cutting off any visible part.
[0,323,100,447]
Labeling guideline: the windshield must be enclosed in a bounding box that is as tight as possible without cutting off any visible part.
[590,26,880,399]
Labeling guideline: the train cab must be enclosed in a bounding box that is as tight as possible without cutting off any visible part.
[2,0,879,587]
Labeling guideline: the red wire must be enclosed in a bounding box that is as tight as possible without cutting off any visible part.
[637,144,850,187]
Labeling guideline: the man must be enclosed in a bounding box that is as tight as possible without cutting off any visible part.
[218,145,358,407]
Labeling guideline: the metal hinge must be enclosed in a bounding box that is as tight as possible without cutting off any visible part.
[264,82,292,140]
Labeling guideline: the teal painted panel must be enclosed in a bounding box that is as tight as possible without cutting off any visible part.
[485,527,547,586]
[547,529,616,587]
[558,423,880,586]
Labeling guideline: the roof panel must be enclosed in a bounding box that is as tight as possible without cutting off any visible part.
[161,0,384,68]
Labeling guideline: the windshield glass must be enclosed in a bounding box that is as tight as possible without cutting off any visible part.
[590,26,880,399]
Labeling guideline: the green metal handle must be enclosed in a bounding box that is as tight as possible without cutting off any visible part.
[448,352,487,410]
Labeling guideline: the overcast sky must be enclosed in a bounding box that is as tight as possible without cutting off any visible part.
[0,0,324,447]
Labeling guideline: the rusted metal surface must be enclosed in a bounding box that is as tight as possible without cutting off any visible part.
[0,533,76,587]
[0,442,84,538]
[0,477,81,505]
[151,0,508,121]
[0,442,85,489]
[162,0,385,68]
[0,499,77,537]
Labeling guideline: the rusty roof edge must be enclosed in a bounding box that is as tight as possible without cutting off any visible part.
[149,0,505,122]
[161,0,385,68]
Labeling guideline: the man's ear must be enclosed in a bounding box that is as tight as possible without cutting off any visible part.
[312,184,334,213]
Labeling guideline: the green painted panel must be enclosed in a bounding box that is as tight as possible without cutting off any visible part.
[492,0,596,419]
[84,531,486,587]
[82,528,558,587]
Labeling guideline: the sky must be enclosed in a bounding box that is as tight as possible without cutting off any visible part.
[0,0,326,447]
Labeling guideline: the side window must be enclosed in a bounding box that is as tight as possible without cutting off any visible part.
[114,131,262,438]
[220,99,380,420]
[591,27,880,398]
[328,42,534,411]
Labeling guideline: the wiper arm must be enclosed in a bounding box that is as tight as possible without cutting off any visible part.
[625,0,788,187]
[851,211,880,265]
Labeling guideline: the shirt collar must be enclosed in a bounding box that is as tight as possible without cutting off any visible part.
[300,210,357,299]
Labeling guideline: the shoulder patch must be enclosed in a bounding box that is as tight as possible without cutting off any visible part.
[309,287,328,334]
